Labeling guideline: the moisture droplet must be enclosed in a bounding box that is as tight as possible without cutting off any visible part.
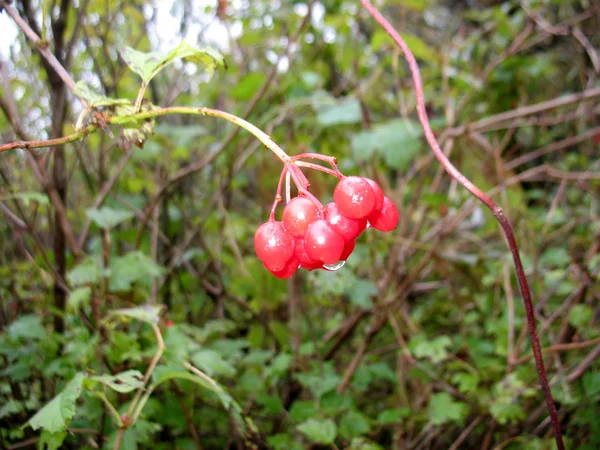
[323,260,345,271]
[366,220,371,228]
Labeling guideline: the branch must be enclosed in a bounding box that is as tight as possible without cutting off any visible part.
[445,87,600,138]
[2,2,88,109]
[358,1,565,449]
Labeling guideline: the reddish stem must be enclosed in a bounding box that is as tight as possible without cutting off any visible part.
[359,1,564,448]
[295,161,342,179]
[269,166,288,221]
[286,163,326,214]
[292,152,344,177]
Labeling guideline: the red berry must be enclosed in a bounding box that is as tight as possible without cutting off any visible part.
[340,239,356,261]
[267,257,300,279]
[368,196,399,232]
[325,202,367,242]
[333,176,377,219]
[254,221,295,271]
[283,196,320,237]
[304,219,345,264]
[363,178,384,211]
[294,237,323,270]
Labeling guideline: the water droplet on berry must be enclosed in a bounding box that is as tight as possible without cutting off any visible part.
[323,260,345,271]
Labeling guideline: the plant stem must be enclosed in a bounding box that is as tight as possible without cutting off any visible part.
[358,1,564,449]
[126,323,165,419]
[294,161,341,178]
[93,392,123,427]
[110,106,292,164]
[3,2,88,109]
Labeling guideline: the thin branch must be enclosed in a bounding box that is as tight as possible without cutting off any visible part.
[3,2,88,108]
[445,87,600,138]
[359,1,564,448]
[505,126,600,170]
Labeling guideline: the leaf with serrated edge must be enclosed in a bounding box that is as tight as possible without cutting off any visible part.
[110,305,164,324]
[74,81,131,107]
[28,373,85,433]
[120,41,224,84]
[85,206,134,230]
[90,370,144,393]
[150,369,255,436]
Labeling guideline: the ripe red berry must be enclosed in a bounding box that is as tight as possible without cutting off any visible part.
[363,178,384,211]
[304,219,345,264]
[368,196,399,232]
[294,237,323,270]
[325,202,367,242]
[267,257,300,279]
[333,176,377,219]
[254,221,295,271]
[283,196,320,237]
[340,239,356,261]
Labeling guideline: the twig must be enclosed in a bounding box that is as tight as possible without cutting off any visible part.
[566,343,600,382]
[128,323,165,419]
[572,26,600,73]
[359,1,564,448]
[514,337,600,365]
[448,417,482,450]
[3,2,88,108]
[445,87,600,138]
[505,126,600,170]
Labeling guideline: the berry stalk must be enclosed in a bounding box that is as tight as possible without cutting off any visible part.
[358,1,564,448]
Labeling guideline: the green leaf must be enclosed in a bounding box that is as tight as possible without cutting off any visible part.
[109,251,164,292]
[371,30,437,61]
[231,72,266,101]
[89,370,144,393]
[7,314,45,340]
[348,438,385,450]
[351,119,422,169]
[339,410,371,439]
[191,349,236,378]
[0,399,23,419]
[297,418,337,444]
[120,41,224,84]
[28,373,85,433]
[582,372,600,397]
[401,33,438,63]
[411,335,453,363]
[490,401,525,425]
[67,287,92,313]
[38,430,67,450]
[316,97,362,127]
[67,258,101,287]
[377,408,410,425]
[150,369,255,437]
[110,305,164,324]
[0,192,49,206]
[86,206,134,229]
[428,392,468,425]
[268,434,304,450]
[74,81,131,107]
[347,279,376,309]
[568,304,593,328]
[451,372,479,394]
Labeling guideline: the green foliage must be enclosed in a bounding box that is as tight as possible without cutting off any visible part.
[1,0,598,448]
[428,392,468,425]
[28,373,85,433]
[86,206,135,229]
[120,41,224,84]
[297,418,337,444]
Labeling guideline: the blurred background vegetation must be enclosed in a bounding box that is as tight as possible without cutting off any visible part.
[0,0,599,449]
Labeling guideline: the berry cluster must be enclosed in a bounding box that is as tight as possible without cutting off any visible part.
[254,154,399,278]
